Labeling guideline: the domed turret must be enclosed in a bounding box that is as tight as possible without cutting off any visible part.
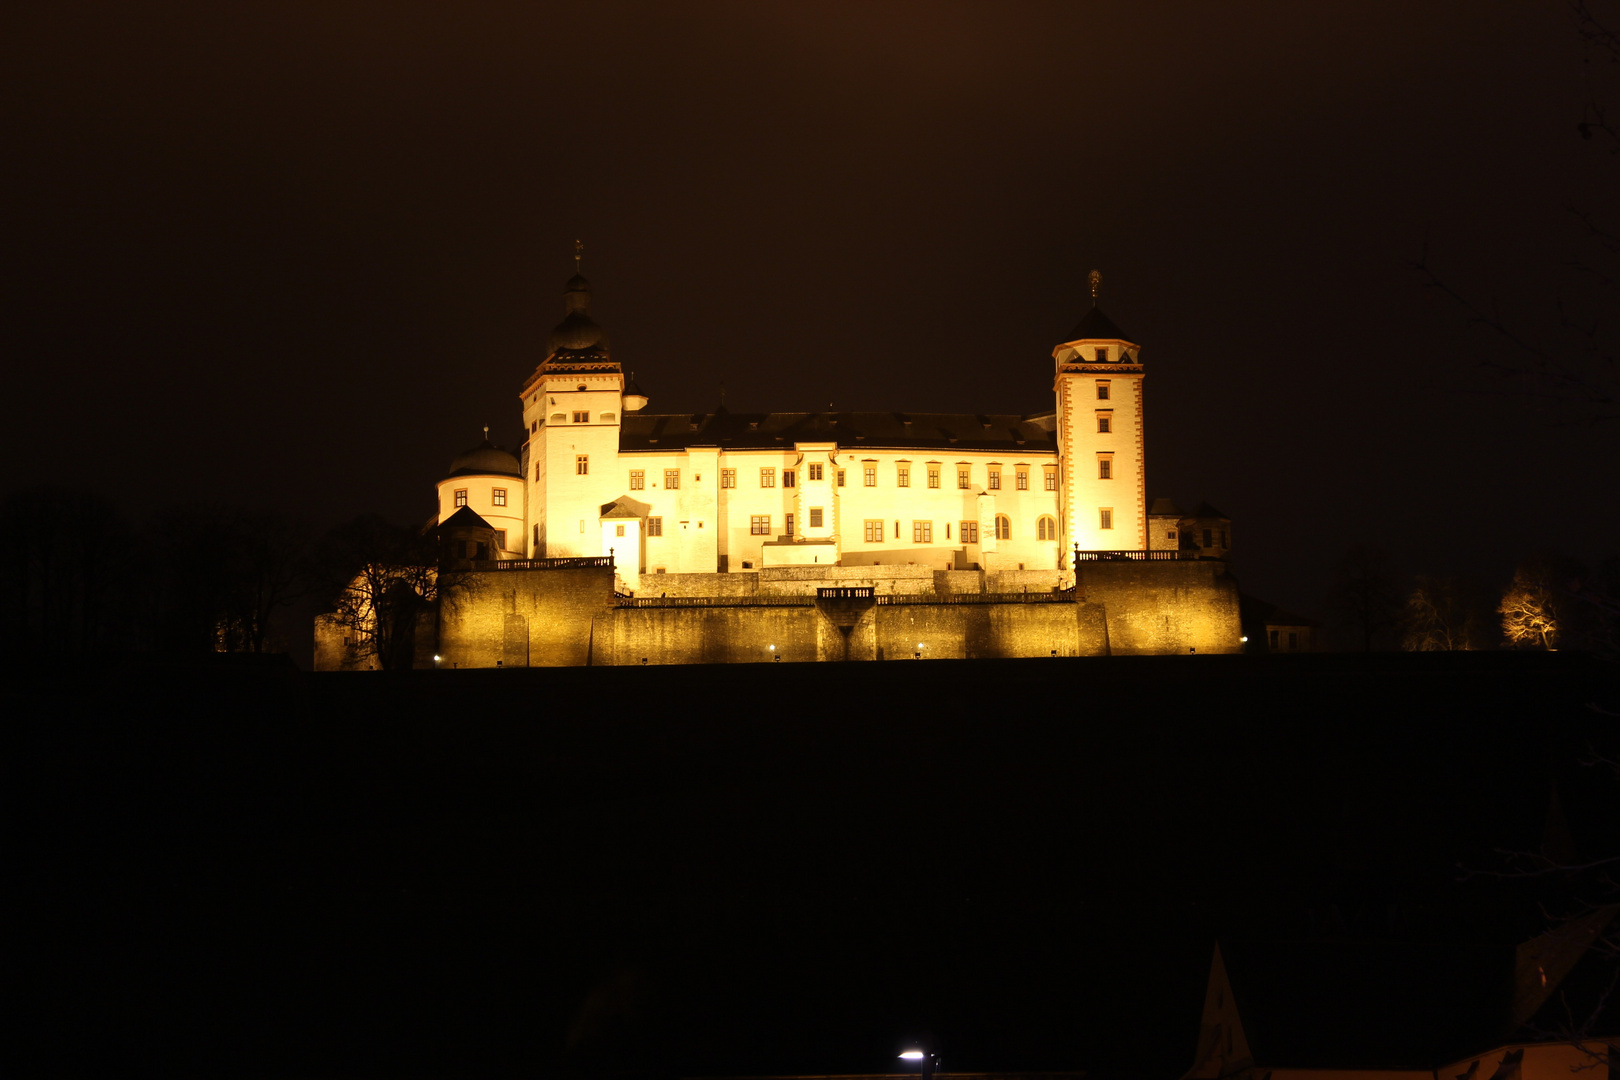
[446,437,520,479]
[548,274,610,354]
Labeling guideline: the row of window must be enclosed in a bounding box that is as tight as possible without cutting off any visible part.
[608,460,1116,491]
[453,487,508,507]
[631,513,1111,545]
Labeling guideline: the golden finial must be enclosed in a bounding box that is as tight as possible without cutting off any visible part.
[1088,269,1102,302]
[482,424,490,442]
[574,239,583,274]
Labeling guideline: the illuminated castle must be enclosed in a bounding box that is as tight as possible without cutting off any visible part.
[317,267,1242,668]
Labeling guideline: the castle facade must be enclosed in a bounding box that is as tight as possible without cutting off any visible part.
[316,269,1243,669]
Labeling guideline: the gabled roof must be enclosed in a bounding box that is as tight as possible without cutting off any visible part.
[1220,939,1515,1069]
[599,497,643,520]
[1188,501,1228,520]
[619,410,1058,454]
[1063,305,1132,344]
[439,506,494,530]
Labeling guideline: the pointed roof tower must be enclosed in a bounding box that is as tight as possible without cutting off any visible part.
[1053,269,1141,368]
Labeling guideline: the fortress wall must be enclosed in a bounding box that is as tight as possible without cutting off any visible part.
[871,602,1090,660]
[985,568,1074,595]
[638,572,759,598]
[1076,559,1242,655]
[758,564,938,595]
[436,566,615,668]
[593,605,843,666]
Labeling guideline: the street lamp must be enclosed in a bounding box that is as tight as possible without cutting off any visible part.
[900,1048,937,1080]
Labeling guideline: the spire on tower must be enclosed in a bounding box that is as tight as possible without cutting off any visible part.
[574,239,583,274]
[1088,269,1102,304]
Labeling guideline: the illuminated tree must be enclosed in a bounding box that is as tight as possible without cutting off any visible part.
[1498,560,1567,649]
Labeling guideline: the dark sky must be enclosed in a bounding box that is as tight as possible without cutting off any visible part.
[4,1,1616,619]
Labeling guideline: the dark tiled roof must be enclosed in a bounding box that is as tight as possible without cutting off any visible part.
[440,506,494,530]
[1148,497,1184,516]
[1064,305,1131,343]
[1189,500,1228,520]
[1224,940,1514,1069]
[620,411,1057,454]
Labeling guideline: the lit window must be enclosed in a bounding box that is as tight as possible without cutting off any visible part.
[629,470,645,490]
[647,516,663,536]
[721,469,735,488]
[837,469,846,487]
[957,468,971,489]
[897,465,910,488]
[576,455,589,475]
[454,488,468,507]
[664,469,680,489]
[615,524,625,537]
[988,468,1001,491]
[927,466,940,489]
[995,515,1011,540]
[912,521,933,543]
[760,468,776,488]
[1097,411,1112,433]
[1098,457,1112,480]
[808,463,823,481]
[1097,381,1110,400]
[1043,468,1057,491]
[1016,469,1028,490]
[492,487,507,506]
[750,515,771,535]
[961,521,978,544]
[783,469,796,488]
[573,411,589,423]
[1100,508,1114,530]
[1038,516,1057,540]
[809,507,823,528]
[864,519,884,542]
[864,466,876,487]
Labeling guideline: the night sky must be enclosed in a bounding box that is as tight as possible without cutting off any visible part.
[5,1,1617,621]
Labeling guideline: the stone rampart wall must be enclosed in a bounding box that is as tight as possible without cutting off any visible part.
[593,605,845,665]
[436,565,615,668]
[1077,559,1241,655]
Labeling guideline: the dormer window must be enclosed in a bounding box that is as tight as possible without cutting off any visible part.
[1095,347,1107,363]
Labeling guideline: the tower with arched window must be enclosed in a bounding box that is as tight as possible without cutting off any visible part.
[1052,288,1147,559]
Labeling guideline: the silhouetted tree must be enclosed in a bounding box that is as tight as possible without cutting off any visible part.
[1327,544,1403,651]
[312,514,452,671]
[0,486,145,655]
[148,504,310,653]
[1400,575,1495,651]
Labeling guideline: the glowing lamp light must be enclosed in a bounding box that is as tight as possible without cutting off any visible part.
[1240,636,1248,643]
[900,1052,926,1061]
[768,644,775,651]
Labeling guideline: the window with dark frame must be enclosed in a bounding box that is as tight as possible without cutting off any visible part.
[454,488,468,507]
[988,469,1001,490]
[576,455,589,475]
[783,470,796,488]
[957,468,971,489]
[1043,468,1057,491]
[809,507,823,528]
[864,465,876,487]
[995,515,1011,540]
[1097,412,1112,433]
[927,466,940,489]
[647,516,663,536]
[664,469,680,489]
[808,463,823,481]
[1016,469,1028,490]
[1038,516,1057,540]
[912,521,932,543]
[785,513,794,537]
[961,521,978,543]
[750,515,770,535]
[760,468,776,488]
[1098,457,1112,479]
[629,470,645,490]
[837,469,846,486]
[492,488,507,506]
[1097,380,1110,400]
[897,465,910,487]
[1100,508,1114,530]
[864,519,883,542]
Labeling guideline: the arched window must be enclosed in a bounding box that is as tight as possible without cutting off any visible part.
[1037,516,1057,541]
[994,515,1011,541]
